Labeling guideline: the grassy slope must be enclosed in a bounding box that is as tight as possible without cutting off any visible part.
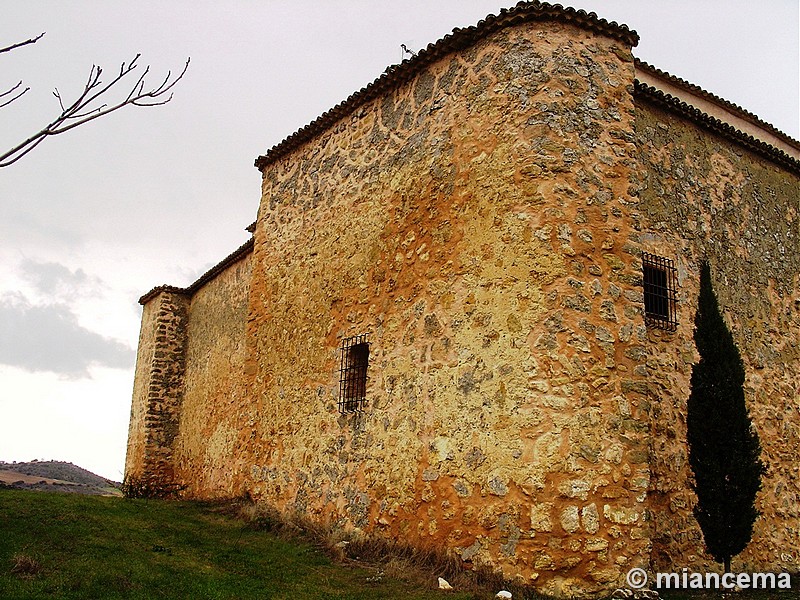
[2,489,794,600]
[0,489,475,600]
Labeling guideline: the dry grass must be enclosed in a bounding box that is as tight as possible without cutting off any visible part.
[211,498,800,599]
[233,498,538,598]
[343,536,508,591]
[9,553,41,579]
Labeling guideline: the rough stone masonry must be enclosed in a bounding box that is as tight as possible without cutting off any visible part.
[125,3,800,598]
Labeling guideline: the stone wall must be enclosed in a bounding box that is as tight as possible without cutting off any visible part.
[634,101,800,573]
[124,290,189,489]
[244,20,651,596]
[171,252,253,498]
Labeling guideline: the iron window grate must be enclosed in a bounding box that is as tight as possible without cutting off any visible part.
[338,334,369,414]
[642,252,678,331]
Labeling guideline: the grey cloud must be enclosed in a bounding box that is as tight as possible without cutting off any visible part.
[19,258,94,296]
[0,294,135,378]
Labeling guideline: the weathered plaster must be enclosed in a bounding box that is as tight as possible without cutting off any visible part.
[172,253,252,498]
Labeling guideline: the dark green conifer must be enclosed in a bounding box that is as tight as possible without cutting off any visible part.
[687,261,765,573]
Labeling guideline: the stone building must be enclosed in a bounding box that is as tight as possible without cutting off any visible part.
[125,2,800,596]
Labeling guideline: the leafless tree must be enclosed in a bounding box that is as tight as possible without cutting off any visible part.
[1,32,189,167]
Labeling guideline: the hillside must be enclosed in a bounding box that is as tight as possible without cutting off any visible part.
[0,461,120,496]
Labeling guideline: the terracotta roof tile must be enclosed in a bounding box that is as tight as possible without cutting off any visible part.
[137,284,187,305]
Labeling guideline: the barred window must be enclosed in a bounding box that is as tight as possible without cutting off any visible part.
[338,334,369,414]
[642,252,678,331]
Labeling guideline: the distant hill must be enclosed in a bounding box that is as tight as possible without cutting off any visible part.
[0,460,121,496]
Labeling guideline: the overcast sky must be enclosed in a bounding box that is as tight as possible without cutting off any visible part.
[1,1,797,481]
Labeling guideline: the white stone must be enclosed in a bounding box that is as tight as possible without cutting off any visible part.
[560,505,580,533]
[581,503,600,534]
[530,502,553,532]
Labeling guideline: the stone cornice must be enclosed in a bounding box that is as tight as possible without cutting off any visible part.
[254,1,638,172]
[633,82,800,176]
[139,236,255,305]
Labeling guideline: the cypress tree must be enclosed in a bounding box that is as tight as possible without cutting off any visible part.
[687,261,765,573]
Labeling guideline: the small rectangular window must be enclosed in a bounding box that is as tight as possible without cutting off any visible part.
[642,252,678,331]
[338,334,369,413]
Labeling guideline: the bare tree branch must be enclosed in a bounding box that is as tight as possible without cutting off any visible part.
[0,32,45,55]
[0,81,29,108]
[1,34,190,167]
[0,32,44,109]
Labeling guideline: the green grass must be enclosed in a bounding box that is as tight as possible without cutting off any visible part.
[2,489,794,600]
[0,489,477,600]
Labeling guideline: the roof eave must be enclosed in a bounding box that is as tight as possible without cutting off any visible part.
[138,236,255,305]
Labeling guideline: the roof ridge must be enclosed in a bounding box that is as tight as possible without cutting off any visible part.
[254,1,638,171]
[634,81,800,176]
[635,59,800,151]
